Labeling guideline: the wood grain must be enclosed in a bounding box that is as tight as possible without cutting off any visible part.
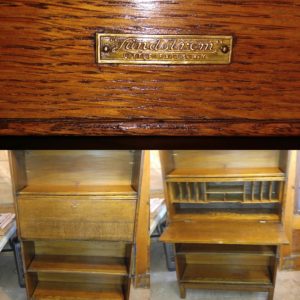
[0,1,299,136]
[28,255,128,276]
[33,281,124,300]
[18,197,136,241]
[160,220,288,245]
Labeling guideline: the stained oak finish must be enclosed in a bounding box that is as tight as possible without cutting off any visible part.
[160,221,288,245]
[160,150,291,299]
[0,1,300,136]
[18,197,136,241]
[167,168,285,180]
[181,264,271,285]
[28,255,127,275]
[32,281,124,300]
[11,150,150,299]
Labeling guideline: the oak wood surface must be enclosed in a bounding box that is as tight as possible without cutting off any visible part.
[160,220,288,245]
[181,264,271,285]
[28,255,128,276]
[18,197,136,241]
[33,281,124,300]
[132,151,150,288]
[167,167,285,180]
[176,244,276,256]
[34,240,130,258]
[0,1,299,136]
[19,185,137,196]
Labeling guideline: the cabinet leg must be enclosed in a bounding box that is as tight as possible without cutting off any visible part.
[268,288,274,300]
[179,284,186,299]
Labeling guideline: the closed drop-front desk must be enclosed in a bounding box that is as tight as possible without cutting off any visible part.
[0,1,300,136]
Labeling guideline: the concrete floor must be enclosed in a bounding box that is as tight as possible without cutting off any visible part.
[0,252,26,300]
[151,239,300,300]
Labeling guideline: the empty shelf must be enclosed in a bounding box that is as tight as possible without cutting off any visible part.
[181,264,271,285]
[32,281,124,300]
[167,167,285,180]
[176,244,276,256]
[19,185,137,197]
[28,255,128,276]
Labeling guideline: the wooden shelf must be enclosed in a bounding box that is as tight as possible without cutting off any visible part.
[32,281,124,300]
[181,264,272,285]
[18,185,137,197]
[167,167,285,180]
[28,255,128,276]
[176,244,276,256]
[160,221,288,245]
[206,186,244,194]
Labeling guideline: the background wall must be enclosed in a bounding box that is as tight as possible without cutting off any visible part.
[150,151,163,198]
[0,151,13,205]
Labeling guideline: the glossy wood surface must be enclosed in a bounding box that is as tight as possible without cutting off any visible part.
[160,221,288,245]
[18,197,136,240]
[32,281,124,300]
[181,264,271,285]
[0,1,300,136]
[28,255,127,276]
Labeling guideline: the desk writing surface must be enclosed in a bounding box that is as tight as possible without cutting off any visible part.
[160,220,288,245]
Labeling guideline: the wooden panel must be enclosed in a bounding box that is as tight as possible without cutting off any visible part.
[160,221,288,245]
[292,230,300,253]
[176,244,276,256]
[184,253,272,266]
[28,255,128,276]
[33,281,124,300]
[38,272,126,285]
[25,272,38,299]
[0,1,299,136]
[9,151,27,192]
[35,241,130,258]
[19,185,137,197]
[280,151,298,266]
[181,264,271,285]
[18,197,136,240]
[23,241,35,269]
[167,168,285,180]
[24,150,134,187]
[133,150,150,288]
[172,151,283,171]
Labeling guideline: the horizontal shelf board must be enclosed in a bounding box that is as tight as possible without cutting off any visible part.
[171,200,280,204]
[28,255,128,276]
[176,244,276,256]
[166,167,285,181]
[206,186,244,194]
[160,221,288,245]
[181,264,272,285]
[33,281,124,300]
[171,212,280,222]
[19,185,137,197]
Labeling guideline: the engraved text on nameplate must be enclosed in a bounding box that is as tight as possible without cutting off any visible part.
[96,34,233,65]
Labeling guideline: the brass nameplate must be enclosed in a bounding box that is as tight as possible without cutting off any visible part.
[96,34,233,65]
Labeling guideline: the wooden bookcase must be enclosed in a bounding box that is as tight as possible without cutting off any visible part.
[160,150,292,299]
[10,150,149,300]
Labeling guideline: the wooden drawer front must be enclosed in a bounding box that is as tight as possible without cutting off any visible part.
[18,197,136,241]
